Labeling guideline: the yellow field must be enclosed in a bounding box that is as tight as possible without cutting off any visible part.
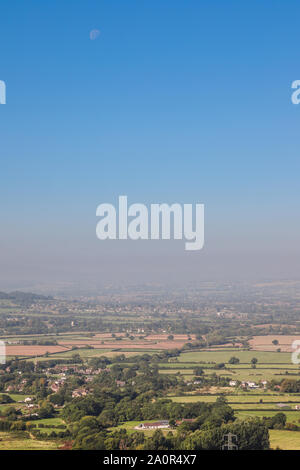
[269,429,300,450]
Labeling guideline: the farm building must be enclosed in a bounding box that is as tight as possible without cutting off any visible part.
[136,420,169,430]
[241,381,259,389]
[72,388,88,398]
[247,381,259,389]
[116,380,126,387]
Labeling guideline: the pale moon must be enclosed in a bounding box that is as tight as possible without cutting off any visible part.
[90,29,100,40]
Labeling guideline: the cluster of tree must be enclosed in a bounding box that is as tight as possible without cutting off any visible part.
[0,400,55,421]
[21,339,58,346]
[262,412,286,430]
[0,418,70,439]
[0,393,15,404]
[62,394,234,428]
[280,379,300,393]
[261,412,300,432]
[0,291,52,303]
[71,416,269,450]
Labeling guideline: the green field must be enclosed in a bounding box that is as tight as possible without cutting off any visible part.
[156,349,300,383]
[178,350,292,364]
[33,416,66,434]
[236,410,300,423]
[160,369,195,375]
[232,403,298,410]
[0,432,60,450]
[1,393,33,402]
[35,417,65,426]
[269,429,300,450]
[170,394,300,404]
[50,348,113,358]
[160,367,300,382]
[158,363,208,369]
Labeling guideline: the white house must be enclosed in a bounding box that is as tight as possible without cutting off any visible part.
[135,421,169,430]
[247,381,259,389]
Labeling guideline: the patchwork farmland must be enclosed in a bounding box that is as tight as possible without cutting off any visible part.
[2,284,300,450]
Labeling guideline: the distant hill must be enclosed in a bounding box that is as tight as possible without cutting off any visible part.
[0,291,53,302]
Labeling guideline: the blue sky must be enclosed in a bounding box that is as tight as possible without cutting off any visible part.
[0,0,300,289]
